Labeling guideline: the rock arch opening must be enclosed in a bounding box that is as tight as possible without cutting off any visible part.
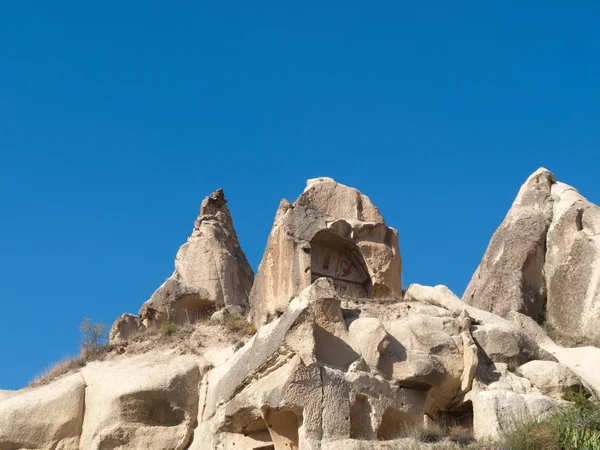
[310,230,372,298]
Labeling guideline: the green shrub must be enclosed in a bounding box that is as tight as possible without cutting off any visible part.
[502,390,600,450]
[160,322,177,336]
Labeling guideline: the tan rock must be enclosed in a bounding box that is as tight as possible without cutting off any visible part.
[463,168,555,321]
[545,182,600,339]
[348,318,388,372]
[139,189,253,326]
[109,313,144,344]
[516,360,583,399]
[406,284,557,368]
[250,178,402,327]
[0,373,85,450]
[79,351,205,450]
[469,390,561,439]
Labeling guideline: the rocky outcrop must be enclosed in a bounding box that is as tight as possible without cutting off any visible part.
[545,182,600,338]
[109,313,144,344]
[515,360,583,399]
[5,174,600,449]
[139,188,254,326]
[463,168,555,321]
[464,168,600,342]
[80,352,204,450]
[250,177,402,327]
[1,278,593,449]
[0,373,85,450]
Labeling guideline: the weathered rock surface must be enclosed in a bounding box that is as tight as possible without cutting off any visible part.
[463,168,555,321]
[5,175,600,449]
[464,168,600,341]
[469,390,561,440]
[545,182,600,338]
[109,312,144,344]
[0,373,85,450]
[139,188,253,326]
[515,360,583,399]
[80,352,204,450]
[250,177,402,327]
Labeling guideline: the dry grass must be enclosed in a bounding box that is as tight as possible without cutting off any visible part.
[27,311,252,389]
[224,314,256,336]
[29,355,87,387]
[448,425,474,445]
[407,422,446,443]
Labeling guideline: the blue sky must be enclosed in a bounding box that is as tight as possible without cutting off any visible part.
[1,1,599,389]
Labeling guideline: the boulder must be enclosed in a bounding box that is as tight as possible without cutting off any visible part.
[469,390,561,439]
[194,278,427,449]
[250,178,402,327]
[516,360,583,399]
[545,182,600,339]
[139,189,253,326]
[109,313,144,344]
[0,373,85,450]
[405,284,556,370]
[79,351,204,450]
[463,168,555,321]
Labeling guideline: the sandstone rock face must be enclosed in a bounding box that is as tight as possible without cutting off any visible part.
[470,390,561,440]
[464,168,600,341]
[1,279,593,448]
[6,175,600,449]
[250,178,402,327]
[515,360,583,399]
[79,352,204,450]
[545,182,600,338]
[139,188,253,326]
[463,168,555,321]
[109,313,144,344]
[0,373,85,450]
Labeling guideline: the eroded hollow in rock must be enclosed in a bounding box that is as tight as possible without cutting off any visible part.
[119,392,185,427]
[310,230,372,298]
[377,407,413,440]
[264,408,300,450]
[349,394,374,439]
[241,417,273,447]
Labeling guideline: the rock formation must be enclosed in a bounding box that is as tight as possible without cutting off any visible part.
[139,188,254,327]
[250,177,402,327]
[2,174,600,449]
[464,167,600,341]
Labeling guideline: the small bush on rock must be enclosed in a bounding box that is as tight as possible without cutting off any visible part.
[79,318,110,355]
[160,322,177,336]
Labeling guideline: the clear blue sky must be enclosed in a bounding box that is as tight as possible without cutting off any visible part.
[1,1,599,389]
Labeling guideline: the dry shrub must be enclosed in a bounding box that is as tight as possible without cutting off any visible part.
[225,314,251,335]
[448,424,474,445]
[406,421,445,443]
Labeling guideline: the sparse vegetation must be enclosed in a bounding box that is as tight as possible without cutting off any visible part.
[448,425,474,446]
[79,318,110,355]
[29,355,86,387]
[502,390,600,450]
[407,422,445,443]
[160,322,178,336]
[225,313,255,336]
[541,320,600,348]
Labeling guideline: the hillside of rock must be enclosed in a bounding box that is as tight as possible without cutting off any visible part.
[1,173,600,450]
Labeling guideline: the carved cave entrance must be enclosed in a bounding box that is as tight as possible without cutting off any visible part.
[310,230,372,298]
